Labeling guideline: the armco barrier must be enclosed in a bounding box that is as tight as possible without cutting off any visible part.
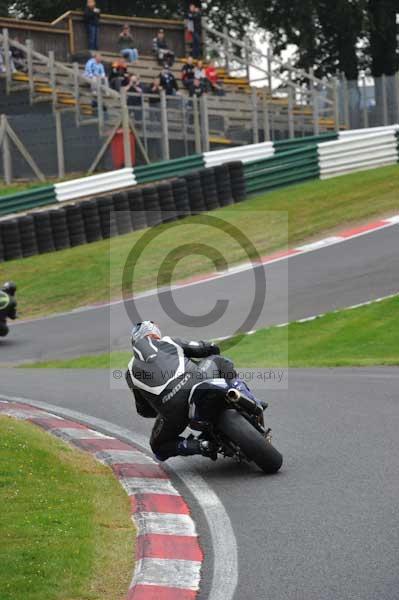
[244,145,320,194]
[274,132,338,153]
[134,154,205,184]
[0,185,56,216]
[54,168,136,202]
[0,162,244,263]
[318,130,399,179]
[203,142,274,167]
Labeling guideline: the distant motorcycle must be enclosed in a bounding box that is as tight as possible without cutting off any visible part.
[189,378,283,474]
[0,282,18,338]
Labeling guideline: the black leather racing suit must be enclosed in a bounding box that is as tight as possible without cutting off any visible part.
[0,290,17,337]
[125,336,235,460]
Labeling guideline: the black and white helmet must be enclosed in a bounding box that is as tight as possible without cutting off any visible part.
[131,321,161,347]
[2,281,16,296]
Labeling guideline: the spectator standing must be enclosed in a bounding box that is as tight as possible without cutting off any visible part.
[118,24,139,63]
[189,77,204,98]
[181,55,195,90]
[84,0,100,51]
[84,53,108,94]
[159,67,179,95]
[153,29,175,67]
[186,4,202,59]
[108,57,129,91]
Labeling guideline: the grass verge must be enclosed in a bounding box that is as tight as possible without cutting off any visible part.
[0,416,135,600]
[23,295,399,369]
[2,163,399,320]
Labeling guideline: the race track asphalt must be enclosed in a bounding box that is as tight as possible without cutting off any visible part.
[1,223,399,364]
[1,219,399,599]
[1,367,398,600]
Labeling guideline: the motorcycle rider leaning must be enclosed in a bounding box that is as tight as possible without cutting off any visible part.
[0,281,17,337]
[125,320,237,461]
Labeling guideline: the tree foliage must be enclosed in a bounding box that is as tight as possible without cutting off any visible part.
[4,0,398,78]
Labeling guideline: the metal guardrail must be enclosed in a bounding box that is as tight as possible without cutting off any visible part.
[54,168,136,202]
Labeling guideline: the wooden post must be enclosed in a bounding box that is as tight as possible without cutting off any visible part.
[381,74,388,125]
[96,77,104,134]
[342,73,350,129]
[55,111,65,179]
[1,115,12,184]
[332,77,340,132]
[310,68,320,136]
[26,39,34,105]
[244,37,251,83]
[73,63,80,126]
[192,97,202,154]
[267,46,273,95]
[2,29,12,95]
[48,50,57,111]
[141,94,148,155]
[181,96,188,156]
[160,90,170,161]
[251,87,259,144]
[262,93,270,142]
[223,26,230,73]
[121,88,132,167]
[200,94,210,152]
[362,76,368,129]
[288,87,295,138]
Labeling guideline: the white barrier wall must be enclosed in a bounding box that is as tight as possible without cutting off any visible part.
[203,142,275,167]
[319,130,399,179]
[55,168,136,202]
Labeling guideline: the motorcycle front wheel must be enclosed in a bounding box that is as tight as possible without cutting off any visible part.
[218,409,283,474]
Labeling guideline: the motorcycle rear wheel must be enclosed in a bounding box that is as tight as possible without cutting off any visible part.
[218,409,283,474]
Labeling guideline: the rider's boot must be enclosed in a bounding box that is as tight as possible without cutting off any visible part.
[177,437,218,461]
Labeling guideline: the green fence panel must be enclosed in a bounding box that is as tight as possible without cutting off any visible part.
[274,133,338,153]
[0,186,56,216]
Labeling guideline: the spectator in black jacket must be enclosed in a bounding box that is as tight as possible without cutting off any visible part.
[84,0,100,51]
[186,3,202,58]
[160,67,178,96]
[189,77,204,98]
[181,55,195,90]
[153,29,175,67]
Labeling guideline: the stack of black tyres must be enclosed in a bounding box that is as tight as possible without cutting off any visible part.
[171,178,191,218]
[184,172,207,213]
[198,168,219,211]
[18,215,39,257]
[0,220,22,261]
[214,164,233,207]
[157,181,177,223]
[33,212,55,254]
[228,161,246,203]
[142,185,162,227]
[49,209,70,251]
[97,196,118,239]
[112,191,132,235]
[65,204,86,247]
[127,188,147,231]
[80,200,102,243]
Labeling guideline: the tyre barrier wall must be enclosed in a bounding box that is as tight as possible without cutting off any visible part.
[0,161,246,263]
[1,126,398,218]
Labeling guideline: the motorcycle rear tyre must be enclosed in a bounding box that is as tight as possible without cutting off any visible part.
[218,409,283,474]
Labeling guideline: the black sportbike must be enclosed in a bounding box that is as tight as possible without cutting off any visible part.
[188,378,283,474]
